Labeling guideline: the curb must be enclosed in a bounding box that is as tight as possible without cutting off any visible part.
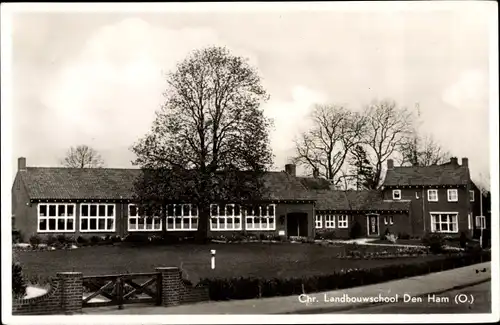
[284,277,491,314]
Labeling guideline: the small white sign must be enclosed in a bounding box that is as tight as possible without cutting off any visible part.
[278,230,285,236]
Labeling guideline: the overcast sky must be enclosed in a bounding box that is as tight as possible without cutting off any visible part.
[4,3,496,186]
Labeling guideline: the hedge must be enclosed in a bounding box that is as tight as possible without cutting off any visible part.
[197,251,490,301]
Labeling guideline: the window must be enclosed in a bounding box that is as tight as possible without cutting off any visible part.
[245,205,275,230]
[80,203,115,232]
[38,203,76,232]
[315,214,322,229]
[475,216,486,230]
[392,190,401,200]
[384,216,394,225]
[128,204,163,231]
[430,213,458,233]
[211,204,242,231]
[447,189,458,202]
[337,215,348,228]
[469,190,475,202]
[427,189,438,202]
[468,213,472,230]
[166,204,198,231]
[325,215,335,228]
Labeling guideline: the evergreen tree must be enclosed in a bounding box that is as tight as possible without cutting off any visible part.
[349,145,375,190]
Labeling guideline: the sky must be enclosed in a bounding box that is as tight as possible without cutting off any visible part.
[3,2,496,188]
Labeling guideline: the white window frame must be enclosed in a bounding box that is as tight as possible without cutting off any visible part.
[80,203,116,232]
[469,190,475,202]
[128,204,163,231]
[211,203,243,231]
[475,216,486,230]
[245,204,276,231]
[430,212,458,234]
[37,203,76,233]
[427,189,438,202]
[337,215,348,228]
[166,204,198,231]
[324,215,336,228]
[447,189,458,202]
[392,189,401,200]
[315,214,322,229]
[384,216,394,225]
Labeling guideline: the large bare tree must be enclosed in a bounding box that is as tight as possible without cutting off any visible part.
[361,99,413,189]
[293,104,366,185]
[398,133,451,166]
[131,46,273,242]
[62,145,104,168]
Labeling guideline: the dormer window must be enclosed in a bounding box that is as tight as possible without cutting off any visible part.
[428,189,438,202]
[392,189,401,200]
[447,189,458,202]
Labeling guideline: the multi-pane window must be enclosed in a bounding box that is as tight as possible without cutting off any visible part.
[324,215,335,228]
[428,189,438,202]
[80,204,115,232]
[245,205,276,230]
[384,216,394,225]
[430,213,458,233]
[447,189,458,202]
[469,190,475,202]
[210,204,242,231]
[38,203,76,232]
[476,216,486,230]
[337,215,348,228]
[128,204,162,231]
[315,214,322,229]
[392,190,401,200]
[166,204,198,231]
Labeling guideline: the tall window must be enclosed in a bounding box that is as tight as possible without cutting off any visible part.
[245,204,276,230]
[384,216,394,225]
[324,215,335,228]
[392,190,401,200]
[38,203,75,232]
[128,204,162,231]
[447,189,458,202]
[337,215,348,228]
[469,190,475,202]
[80,203,115,232]
[427,189,438,202]
[476,216,486,230]
[166,204,198,231]
[211,204,242,231]
[430,213,458,233]
[315,214,322,229]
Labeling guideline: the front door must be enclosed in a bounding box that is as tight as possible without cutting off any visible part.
[287,213,308,237]
[367,214,379,237]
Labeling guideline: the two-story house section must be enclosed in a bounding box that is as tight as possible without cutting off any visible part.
[381,157,474,238]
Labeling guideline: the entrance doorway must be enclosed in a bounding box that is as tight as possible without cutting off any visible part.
[366,214,379,237]
[287,213,308,237]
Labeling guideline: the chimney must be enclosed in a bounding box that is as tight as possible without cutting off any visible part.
[450,157,458,165]
[285,164,296,177]
[461,157,468,167]
[18,157,27,171]
[313,168,319,178]
[387,159,394,170]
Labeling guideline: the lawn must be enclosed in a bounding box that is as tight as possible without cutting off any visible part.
[17,242,442,285]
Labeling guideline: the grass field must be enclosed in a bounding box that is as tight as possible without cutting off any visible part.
[16,242,444,285]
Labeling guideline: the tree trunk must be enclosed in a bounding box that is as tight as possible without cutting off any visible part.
[195,205,210,244]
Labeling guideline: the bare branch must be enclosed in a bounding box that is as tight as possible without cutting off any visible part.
[61,145,104,168]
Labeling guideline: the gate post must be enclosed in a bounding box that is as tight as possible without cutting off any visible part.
[156,267,181,307]
[57,272,83,314]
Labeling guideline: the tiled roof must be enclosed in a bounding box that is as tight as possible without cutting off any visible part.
[314,190,411,212]
[297,177,332,190]
[383,164,470,187]
[18,167,314,201]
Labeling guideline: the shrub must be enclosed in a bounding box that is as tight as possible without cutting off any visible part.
[56,234,69,245]
[89,235,101,245]
[45,235,58,246]
[349,221,362,239]
[459,232,468,249]
[386,233,398,244]
[199,251,490,301]
[398,232,411,240]
[29,235,41,248]
[111,235,122,243]
[12,230,22,244]
[380,228,390,240]
[76,236,89,245]
[422,233,445,254]
[317,230,336,240]
[12,254,27,298]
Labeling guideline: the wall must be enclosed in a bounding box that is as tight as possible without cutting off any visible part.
[383,186,470,237]
[12,174,38,242]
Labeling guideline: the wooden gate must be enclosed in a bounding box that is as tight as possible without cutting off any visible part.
[82,272,161,309]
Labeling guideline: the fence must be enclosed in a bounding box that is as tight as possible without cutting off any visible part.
[13,267,209,315]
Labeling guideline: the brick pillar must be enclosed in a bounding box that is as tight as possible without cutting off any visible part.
[57,272,83,315]
[156,267,181,307]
